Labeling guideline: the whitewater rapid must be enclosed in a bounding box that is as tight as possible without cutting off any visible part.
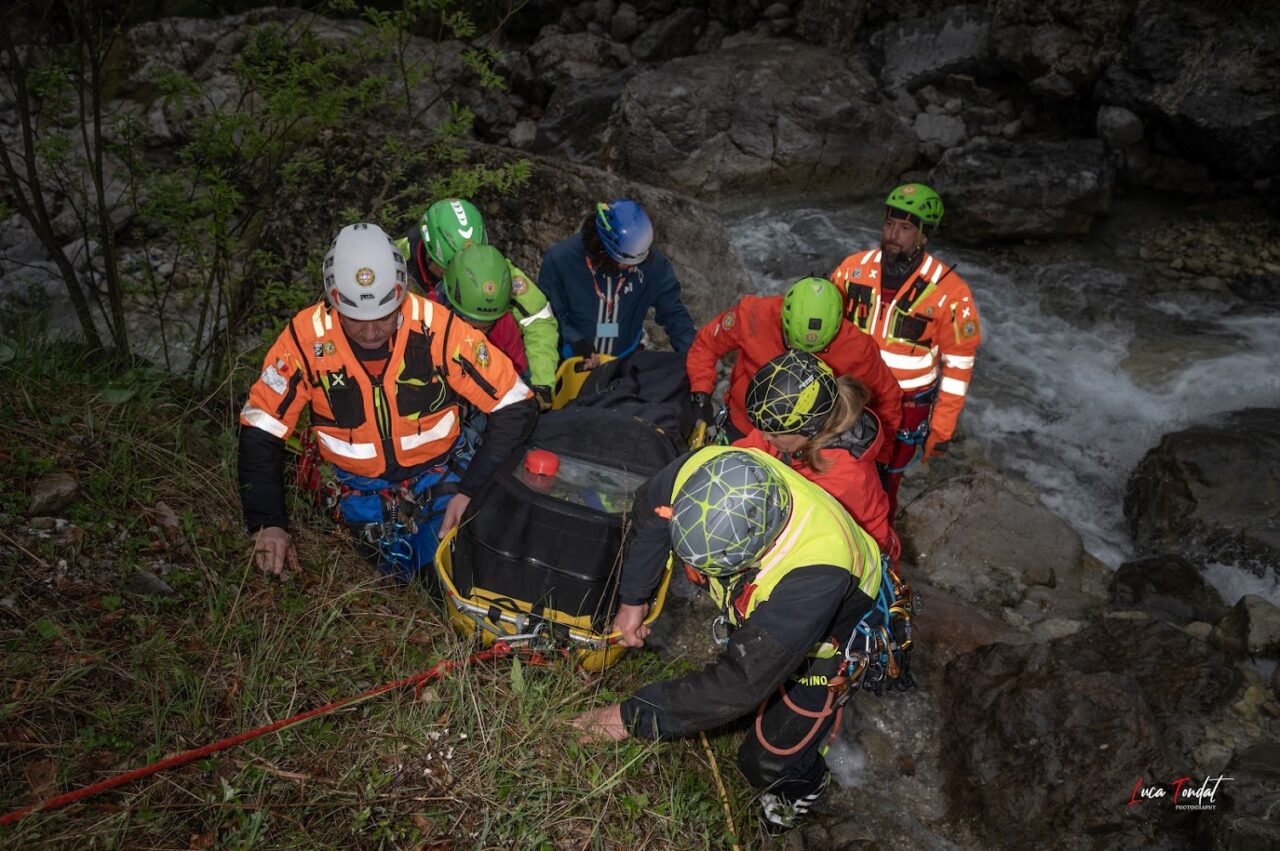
[724,202,1280,601]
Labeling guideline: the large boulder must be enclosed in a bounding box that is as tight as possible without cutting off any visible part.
[473,149,752,336]
[526,31,635,162]
[630,7,706,62]
[988,0,1137,97]
[1125,408,1280,568]
[1210,595,1280,660]
[604,38,916,201]
[1095,0,1280,180]
[928,138,1114,241]
[1110,553,1228,627]
[870,5,992,93]
[899,469,1111,633]
[941,619,1241,848]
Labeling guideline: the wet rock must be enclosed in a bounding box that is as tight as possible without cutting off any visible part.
[941,619,1238,848]
[913,112,966,150]
[928,138,1114,242]
[872,5,990,93]
[1110,553,1228,626]
[1096,104,1144,148]
[989,0,1136,96]
[124,570,176,597]
[1096,0,1280,180]
[532,72,626,163]
[28,472,79,516]
[526,31,632,88]
[606,40,915,200]
[631,8,706,63]
[610,3,640,42]
[794,0,866,52]
[1125,408,1280,568]
[908,579,1031,676]
[1211,595,1280,660]
[901,470,1091,609]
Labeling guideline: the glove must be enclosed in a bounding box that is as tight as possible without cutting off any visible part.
[533,385,554,411]
[571,338,596,359]
[923,434,951,461]
[690,392,714,426]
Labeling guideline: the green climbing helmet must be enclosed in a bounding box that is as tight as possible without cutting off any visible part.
[781,276,845,353]
[670,450,793,577]
[885,183,944,232]
[746,350,838,437]
[442,244,512,323]
[420,198,487,268]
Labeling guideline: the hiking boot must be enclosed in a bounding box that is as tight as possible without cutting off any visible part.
[759,769,830,832]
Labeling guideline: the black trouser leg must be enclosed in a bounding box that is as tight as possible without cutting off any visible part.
[737,677,837,800]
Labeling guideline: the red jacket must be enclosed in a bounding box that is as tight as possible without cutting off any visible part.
[734,413,899,563]
[686,294,903,463]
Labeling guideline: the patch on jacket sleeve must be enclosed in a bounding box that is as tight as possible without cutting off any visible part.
[260,364,288,395]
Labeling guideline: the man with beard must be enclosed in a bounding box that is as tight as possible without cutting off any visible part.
[830,184,982,517]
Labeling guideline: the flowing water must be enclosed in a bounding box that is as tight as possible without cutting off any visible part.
[723,201,1280,602]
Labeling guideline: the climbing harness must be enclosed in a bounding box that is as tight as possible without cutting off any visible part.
[752,555,921,758]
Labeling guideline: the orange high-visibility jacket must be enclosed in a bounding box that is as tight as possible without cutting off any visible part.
[830,249,981,445]
[240,294,531,478]
[685,294,903,461]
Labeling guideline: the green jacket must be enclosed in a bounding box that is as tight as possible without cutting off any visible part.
[397,232,561,389]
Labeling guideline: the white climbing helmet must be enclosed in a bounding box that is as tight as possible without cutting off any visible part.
[323,223,408,320]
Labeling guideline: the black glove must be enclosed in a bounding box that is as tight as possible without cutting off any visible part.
[571,338,596,359]
[533,385,554,411]
[690,392,714,425]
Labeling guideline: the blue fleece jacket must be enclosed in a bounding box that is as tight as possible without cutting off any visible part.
[538,233,696,358]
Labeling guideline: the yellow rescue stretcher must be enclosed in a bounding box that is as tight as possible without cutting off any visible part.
[434,353,683,672]
[435,527,673,671]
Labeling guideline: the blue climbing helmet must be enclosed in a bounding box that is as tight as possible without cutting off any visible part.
[595,199,653,266]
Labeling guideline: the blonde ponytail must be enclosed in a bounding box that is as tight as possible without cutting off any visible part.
[796,377,869,473]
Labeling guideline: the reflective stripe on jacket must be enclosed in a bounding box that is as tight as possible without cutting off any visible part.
[240,294,531,479]
[830,249,981,444]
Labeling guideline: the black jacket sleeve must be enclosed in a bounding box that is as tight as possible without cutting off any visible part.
[620,566,864,740]
[238,425,290,533]
[618,452,691,605]
[458,396,537,497]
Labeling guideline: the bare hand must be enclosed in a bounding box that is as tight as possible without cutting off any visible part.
[612,603,651,648]
[251,526,298,576]
[569,703,629,743]
[438,493,472,538]
[581,354,601,370]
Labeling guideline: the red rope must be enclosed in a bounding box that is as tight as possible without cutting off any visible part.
[1,642,547,827]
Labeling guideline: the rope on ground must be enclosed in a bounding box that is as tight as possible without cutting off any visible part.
[700,731,742,851]
[0,641,548,827]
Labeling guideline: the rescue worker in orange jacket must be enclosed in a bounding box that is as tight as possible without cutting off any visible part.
[238,223,536,581]
[830,184,981,517]
[734,350,899,564]
[685,276,902,459]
